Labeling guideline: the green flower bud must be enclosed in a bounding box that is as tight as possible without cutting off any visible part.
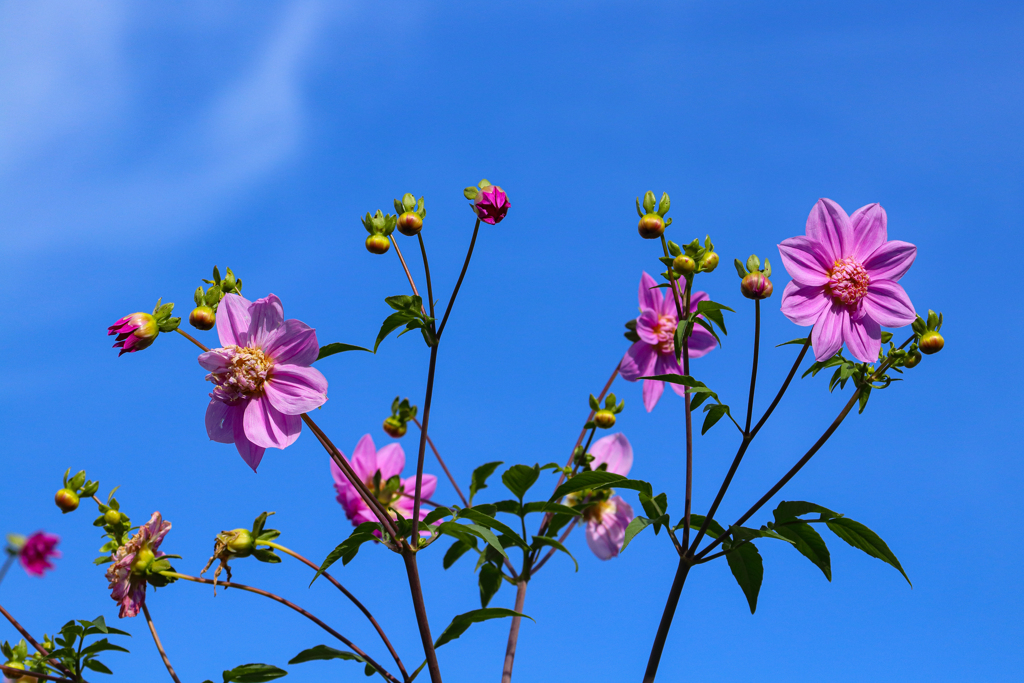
[638,213,665,239]
[919,330,944,355]
[593,409,616,429]
[701,252,719,272]
[189,306,216,331]
[741,272,773,300]
[397,212,423,236]
[104,509,123,526]
[225,529,254,554]
[365,234,391,254]
[132,547,155,575]
[54,489,79,513]
[672,255,697,275]
[904,350,923,368]
[382,416,407,438]
[4,661,36,683]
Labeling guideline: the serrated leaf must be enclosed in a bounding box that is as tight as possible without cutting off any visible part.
[289,644,365,665]
[469,462,503,505]
[726,541,763,614]
[478,563,503,607]
[316,343,373,361]
[774,521,832,581]
[433,609,534,649]
[501,465,540,501]
[825,518,911,585]
[530,535,578,571]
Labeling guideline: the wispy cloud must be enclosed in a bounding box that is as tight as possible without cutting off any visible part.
[0,0,328,254]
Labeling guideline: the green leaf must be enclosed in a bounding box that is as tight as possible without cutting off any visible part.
[469,462,503,505]
[773,501,838,522]
[521,501,582,517]
[701,404,730,435]
[621,514,669,552]
[433,609,534,649]
[222,663,288,683]
[423,507,452,525]
[530,535,578,571]
[478,563,503,607]
[316,343,373,361]
[83,659,114,674]
[549,471,631,501]
[687,514,726,539]
[310,524,379,585]
[492,499,521,515]
[825,518,911,585]
[457,508,529,549]
[374,311,417,352]
[442,539,476,569]
[725,541,763,614]
[289,645,366,665]
[776,337,810,348]
[252,548,281,563]
[729,525,794,545]
[501,465,540,501]
[773,521,832,581]
[438,522,508,560]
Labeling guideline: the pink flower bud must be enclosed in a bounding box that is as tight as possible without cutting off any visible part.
[365,234,391,254]
[107,312,159,356]
[189,306,216,331]
[54,488,79,513]
[741,272,773,300]
[473,185,510,225]
[919,330,944,354]
[18,531,61,577]
[397,212,423,236]
[637,213,665,239]
[701,252,719,272]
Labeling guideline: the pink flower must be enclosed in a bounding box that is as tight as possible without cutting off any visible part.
[18,532,60,577]
[619,272,717,412]
[473,185,510,225]
[330,434,437,528]
[107,312,159,356]
[580,433,635,560]
[199,294,328,472]
[779,199,917,363]
[105,512,171,618]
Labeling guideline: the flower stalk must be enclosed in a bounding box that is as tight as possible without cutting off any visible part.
[141,603,181,683]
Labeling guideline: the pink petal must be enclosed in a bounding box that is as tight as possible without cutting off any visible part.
[265,365,328,415]
[805,198,852,261]
[619,342,657,382]
[634,310,660,344]
[217,294,252,347]
[263,319,319,367]
[811,304,846,361]
[401,473,438,505]
[642,379,664,412]
[375,443,406,479]
[198,349,232,373]
[843,314,882,363]
[350,434,378,482]
[589,433,633,476]
[780,281,830,326]
[232,414,266,471]
[638,272,662,313]
[687,325,717,359]
[862,280,916,328]
[862,240,917,282]
[585,520,619,560]
[687,290,710,313]
[206,400,241,443]
[247,294,285,347]
[660,284,684,317]
[778,236,832,286]
[243,395,301,450]
[849,203,887,261]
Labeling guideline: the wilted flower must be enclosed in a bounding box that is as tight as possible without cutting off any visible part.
[619,272,716,412]
[572,433,635,560]
[330,434,437,528]
[779,199,917,362]
[200,294,328,472]
[107,313,159,356]
[105,512,171,618]
[473,185,510,225]
[18,532,60,577]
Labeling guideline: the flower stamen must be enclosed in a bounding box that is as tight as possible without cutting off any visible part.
[207,346,273,402]
[826,257,870,306]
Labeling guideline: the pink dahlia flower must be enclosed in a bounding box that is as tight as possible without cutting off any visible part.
[473,185,510,225]
[779,199,917,363]
[199,294,328,472]
[580,433,635,560]
[105,512,171,618]
[619,272,717,412]
[18,532,60,577]
[330,434,437,528]
[107,312,159,356]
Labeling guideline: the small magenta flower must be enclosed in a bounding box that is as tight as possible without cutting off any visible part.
[619,272,717,412]
[330,434,437,528]
[580,433,635,560]
[18,532,60,577]
[107,313,159,356]
[105,512,171,618]
[473,185,510,225]
[779,199,917,362]
[199,294,328,472]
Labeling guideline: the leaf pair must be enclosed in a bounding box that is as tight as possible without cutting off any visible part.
[375,295,436,351]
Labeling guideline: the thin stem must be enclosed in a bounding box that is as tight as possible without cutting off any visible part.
[681,280,694,552]
[257,541,409,682]
[748,338,811,439]
[390,235,427,318]
[744,300,760,435]
[141,603,181,683]
[641,560,691,683]
[418,234,436,321]
[174,328,209,352]
[530,519,577,575]
[411,345,439,540]
[0,603,71,677]
[500,581,529,683]
[161,572,398,683]
[401,549,442,683]
[411,417,468,507]
[0,665,74,683]
[0,553,14,588]
[436,218,481,339]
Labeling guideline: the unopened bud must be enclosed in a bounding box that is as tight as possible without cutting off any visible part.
[593,409,616,429]
[701,252,719,272]
[131,547,155,574]
[189,306,216,331]
[365,234,391,255]
[904,350,923,368]
[54,489,80,513]
[741,272,773,300]
[382,417,407,438]
[104,509,123,526]
[4,661,35,683]
[919,330,944,355]
[637,214,665,239]
[397,212,423,236]
[672,255,697,275]
[225,529,254,554]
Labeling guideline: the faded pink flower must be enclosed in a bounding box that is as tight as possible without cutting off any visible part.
[18,532,60,577]
[619,272,717,412]
[200,294,328,472]
[330,434,437,528]
[105,512,171,618]
[580,433,634,560]
[473,185,510,225]
[107,313,159,356]
[779,199,917,362]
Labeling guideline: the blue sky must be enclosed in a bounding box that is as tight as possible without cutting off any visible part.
[1,1,1021,681]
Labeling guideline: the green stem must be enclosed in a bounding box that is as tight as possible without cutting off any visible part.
[418,233,436,321]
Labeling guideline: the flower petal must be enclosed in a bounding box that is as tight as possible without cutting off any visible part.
[778,236,832,286]
[619,343,657,382]
[247,294,285,348]
[687,325,717,359]
[634,310,660,344]
[263,319,319,366]
[780,281,830,327]
[375,443,406,479]
[589,433,633,476]
[862,240,917,282]
[862,280,916,328]
[206,400,241,443]
[265,365,328,415]
[232,416,266,471]
[350,434,377,482]
[642,379,664,412]
[243,394,301,450]
[811,304,846,361]
[843,314,882,363]
[688,290,710,313]
[638,272,662,312]
[849,203,887,261]
[217,294,252,347]
[198,348,231,373]
[805,198,852,261]
[400,474,438,507]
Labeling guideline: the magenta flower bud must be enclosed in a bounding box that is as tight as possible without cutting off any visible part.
[593,409,616,429]
[672,255,697,275]
[637,213,665,239]
[189,306,216,331]
[107,312,159,356]
[18,532,61,577]
[701,252,720,272]
[919,330,944,355]
[741,272,773,300]
[382,417,407,438]
[54,488,79,513]
[365,234,391,254]
[397,212,423,236]
[473,185,510,225]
